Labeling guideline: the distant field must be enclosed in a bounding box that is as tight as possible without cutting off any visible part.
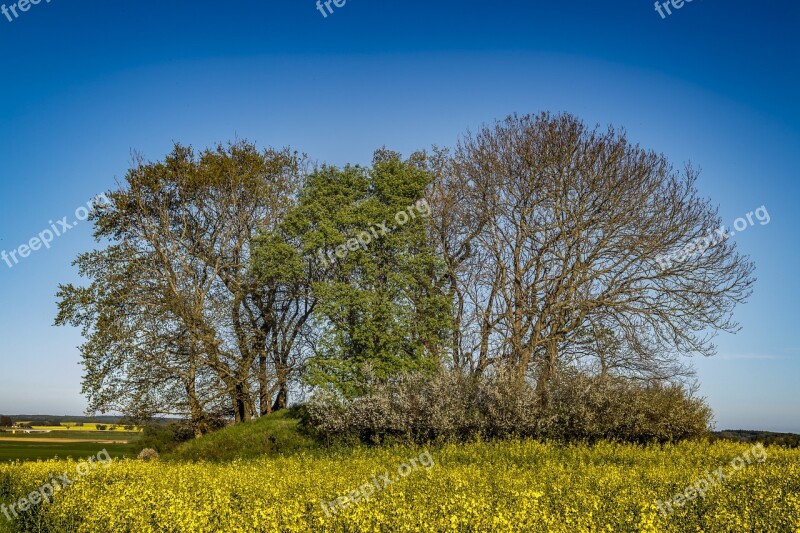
[0,431,139,462]
[24,424,141,432]
[0,431,139,441]
[0,441,134,462]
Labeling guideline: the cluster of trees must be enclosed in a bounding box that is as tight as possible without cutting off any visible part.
[55,113,754,439]
[95,424,128,431]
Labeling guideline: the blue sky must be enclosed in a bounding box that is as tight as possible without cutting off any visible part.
[0,0,797,431]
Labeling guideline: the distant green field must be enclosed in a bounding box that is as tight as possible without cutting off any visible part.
[0,441,134,462]
[0,431,139,441]
[28,424,141,432]
[0,432,139,462]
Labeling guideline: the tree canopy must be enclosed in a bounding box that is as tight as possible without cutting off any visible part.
[55,113,755,430]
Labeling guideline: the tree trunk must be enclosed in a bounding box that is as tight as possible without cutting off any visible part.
[232,383,251,423]
[258,353,272,416]
[536,338,559,405]
[271,385,288,412]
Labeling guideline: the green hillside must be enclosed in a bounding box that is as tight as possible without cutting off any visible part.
[165,410,317,462]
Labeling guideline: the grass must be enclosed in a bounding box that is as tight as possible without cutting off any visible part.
[0,431,140,462]
[0,441,134,462]
[0,431,139,441]
[28,425,140,432]
[0,516,13,533]
[165,410,317,462]
[6,424,140,432]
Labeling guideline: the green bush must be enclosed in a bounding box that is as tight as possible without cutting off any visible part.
[134,423,195,454]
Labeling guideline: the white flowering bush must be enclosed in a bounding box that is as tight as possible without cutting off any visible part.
[306,367,712,444]
[137,448,160,461]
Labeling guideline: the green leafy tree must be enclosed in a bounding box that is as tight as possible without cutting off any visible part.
[279,150,451,396]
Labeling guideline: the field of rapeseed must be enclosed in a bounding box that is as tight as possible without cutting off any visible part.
[1,440,799,532]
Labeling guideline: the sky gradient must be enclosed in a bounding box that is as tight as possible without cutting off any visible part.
[0,0,798,431]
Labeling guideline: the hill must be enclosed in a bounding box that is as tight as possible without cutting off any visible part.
[165,410,317,462]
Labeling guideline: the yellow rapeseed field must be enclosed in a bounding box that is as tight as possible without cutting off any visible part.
[1,440,798,532]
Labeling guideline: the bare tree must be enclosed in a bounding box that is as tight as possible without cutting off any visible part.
[422,147,493,372]
[430,113,755,396]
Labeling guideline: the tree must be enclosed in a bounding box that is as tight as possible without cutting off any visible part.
[56,141,309,430]
[422,146,492,373]
[54,115,757,431]
[284,150,452,396]
[428,113,754,397]
[0,416,12,428]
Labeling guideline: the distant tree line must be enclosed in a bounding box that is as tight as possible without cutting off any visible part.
[712,430,800,448]
[55,113,755,440]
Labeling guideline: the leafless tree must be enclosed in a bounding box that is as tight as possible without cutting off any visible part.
[427,113,754,397]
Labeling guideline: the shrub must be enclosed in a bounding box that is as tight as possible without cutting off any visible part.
[135,423,195,454]
[137,448,160,461]
[305,367,712,444]
[540,371,713,442]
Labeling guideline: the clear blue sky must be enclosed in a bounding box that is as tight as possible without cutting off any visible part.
[0,1,797,431]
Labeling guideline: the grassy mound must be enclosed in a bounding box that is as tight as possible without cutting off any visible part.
[166,410,317,462]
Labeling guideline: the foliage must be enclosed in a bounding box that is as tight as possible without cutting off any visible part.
[55,141,307,426]
[134,423,196,455]
[712,430,800,448]
[136,448,160,462]
[53,115,759,438]
[287,151,451,396]
[305,367,712,444]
